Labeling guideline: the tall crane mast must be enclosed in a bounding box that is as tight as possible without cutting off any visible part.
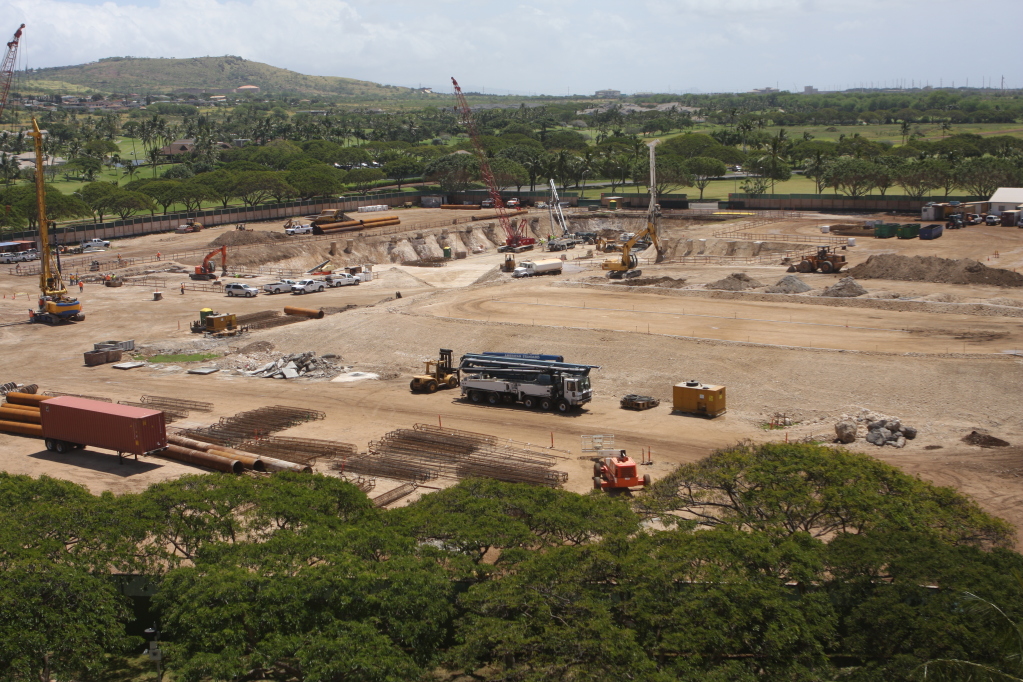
[547,179,567,237]
[0,25,25,123]
[450,77,535,252]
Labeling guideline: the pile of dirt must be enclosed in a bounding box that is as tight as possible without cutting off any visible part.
[765,275,811,294]
[614,276,688,288]
[962,430,1010,448]
[988,297,1023,308]
[209,230,288,248]
[822,276,867,298]
[849,254,1023,288]
[706,272,763,291]
[237,340,274,355]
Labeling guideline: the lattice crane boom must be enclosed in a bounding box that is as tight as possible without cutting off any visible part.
[0,24,24,122]
[451,77,534,249]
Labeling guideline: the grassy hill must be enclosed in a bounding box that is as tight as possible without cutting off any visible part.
[22,55,415,98]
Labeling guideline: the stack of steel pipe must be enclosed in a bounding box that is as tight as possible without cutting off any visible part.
[0,396,43,437]
[313,214,401,234]
[161,444,243,474]
[371,482,418,507]
[167,432,311,473]
[140,395,214,413]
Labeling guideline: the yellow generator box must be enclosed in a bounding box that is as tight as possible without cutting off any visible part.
[673,381,726,417]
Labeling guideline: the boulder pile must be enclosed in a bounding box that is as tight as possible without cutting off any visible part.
[765,275,812,294]
[822,276,867,298]
[247,351,345,380]
[834,409,917,448]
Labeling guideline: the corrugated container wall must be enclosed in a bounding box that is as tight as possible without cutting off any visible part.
[39,397,166,455]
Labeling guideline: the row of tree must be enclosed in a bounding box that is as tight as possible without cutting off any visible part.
[1,442,1021,681]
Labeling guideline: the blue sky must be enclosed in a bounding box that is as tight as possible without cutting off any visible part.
[2,0,1019,94]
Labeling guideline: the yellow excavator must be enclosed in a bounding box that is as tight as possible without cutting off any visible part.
[29,118,84,325]
[601,140,664,279]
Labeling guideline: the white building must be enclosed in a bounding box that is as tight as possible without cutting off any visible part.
[987,188,1023,215]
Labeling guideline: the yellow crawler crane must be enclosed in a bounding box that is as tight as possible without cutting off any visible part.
[29,118,83,325]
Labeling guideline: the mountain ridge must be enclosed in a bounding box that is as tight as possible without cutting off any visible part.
[22,55,418,98]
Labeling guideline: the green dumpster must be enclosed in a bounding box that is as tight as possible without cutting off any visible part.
[443,246,452,259]
[897,223,920,239]
[874,223,897,239]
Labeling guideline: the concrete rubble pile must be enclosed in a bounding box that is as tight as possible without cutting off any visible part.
[834,409,917,448]
[247,351,346,380]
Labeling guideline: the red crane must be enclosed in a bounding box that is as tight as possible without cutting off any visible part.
[0,25,25,122]
[451,77,534,252]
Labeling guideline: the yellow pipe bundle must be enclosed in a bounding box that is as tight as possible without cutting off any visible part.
[0,420,42,437]
[0,408,41,424]
[5,392,52,407]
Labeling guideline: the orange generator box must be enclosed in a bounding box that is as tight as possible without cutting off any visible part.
[672,381,727,418]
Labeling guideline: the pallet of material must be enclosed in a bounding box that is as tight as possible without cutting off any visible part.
[620,395,660,411]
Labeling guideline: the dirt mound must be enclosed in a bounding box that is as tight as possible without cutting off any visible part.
[849,254,1023,288]
[765,275,811,294]
[238,340,274,355]
[209,230,288,248]
[919,292,964,303]
[988,297,1023,308]
[962,430,1010,448]
[615,276,688,289]
[822,277,867,298]
[706,272,763,291]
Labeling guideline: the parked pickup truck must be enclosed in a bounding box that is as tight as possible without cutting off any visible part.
[0,252,23,263]
[291,279,326,294]
[285,223,314,235]
[326,273,360,287]
[81,238,110,249]
[262,279,298,294]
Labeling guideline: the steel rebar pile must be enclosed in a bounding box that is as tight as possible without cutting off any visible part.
[239,435,357,465]
[45,392,112,402]
[140,395,214,412]
[355,424,569,488]
[117,401,188,423]
[342,475,376,493]
[372,483,418,507]
[331,453,439,483]
[179,405,326,447]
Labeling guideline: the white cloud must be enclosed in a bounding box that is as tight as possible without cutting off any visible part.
[1,0,1019,93]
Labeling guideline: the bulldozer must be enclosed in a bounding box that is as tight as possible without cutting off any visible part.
[410,348,459,393]
[795,246,847,274]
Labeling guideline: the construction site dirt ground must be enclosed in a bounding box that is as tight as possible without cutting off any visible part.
[1,210,1021,541]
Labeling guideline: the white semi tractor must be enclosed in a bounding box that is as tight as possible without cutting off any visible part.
[458,352,595,413]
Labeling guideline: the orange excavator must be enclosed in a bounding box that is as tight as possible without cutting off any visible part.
[190,246,226,281]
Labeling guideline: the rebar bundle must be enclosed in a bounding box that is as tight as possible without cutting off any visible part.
[239,436,357,465]
[180,406,326,447]
[349,424,568,488]
[46,392,112,403]
[117,401,188,423]
[140,395,214,412]
[342,475,376,493]
[372,482,418,508]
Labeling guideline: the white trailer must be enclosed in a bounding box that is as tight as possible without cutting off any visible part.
[512,259,563,278]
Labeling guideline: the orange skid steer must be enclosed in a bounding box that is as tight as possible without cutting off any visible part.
[594,450,650,491]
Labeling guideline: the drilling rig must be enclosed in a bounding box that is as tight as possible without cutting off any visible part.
[29,118,84,324]
[451,77,535,253]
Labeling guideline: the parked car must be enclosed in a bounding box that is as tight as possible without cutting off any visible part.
[81,238,110,249]
[262,279,298,294]
[225,283,259,297]
[327,273,360,287]
[285,223,314,235]
[0,252,21,263]
[985,214,1000,226]
[291,279,326,294]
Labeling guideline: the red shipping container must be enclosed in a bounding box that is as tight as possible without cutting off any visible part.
[39,397,166,455]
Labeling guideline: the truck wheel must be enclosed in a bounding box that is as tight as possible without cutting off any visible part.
[44,439,55,452]
[410,380,419,392]
[818,260,834,274]
[487,393,500,405]
[425,380,438,393]
[796,260,812,273]
[556,399,570,413]
[540,398,553,411]
[593,461,602,476]
[446,376,459,389]
[643,474,652,487]
[523,396,536,409]
[54,441,68,454]
[469,391,482,403]
[593,476,603,490]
